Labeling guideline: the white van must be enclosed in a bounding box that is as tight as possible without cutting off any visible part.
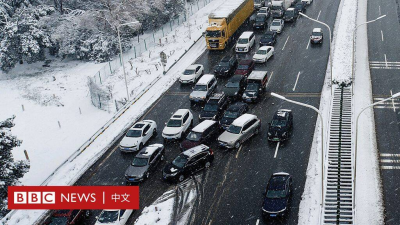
[235,31,255,53]
[189,74,217,104]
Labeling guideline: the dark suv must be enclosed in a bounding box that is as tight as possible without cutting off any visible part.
[262,172,292,218]
[234,59,255,76]
[223,75,247,101]
[125,144,165,183]
[199,93,228,121]
[219,102,249,130]
[267,109,293,142]
[260,31,277,46]
[180,120,220,151]
[295,2,306,14]
[253,14,268,30]
[214,55,238,77]
[163,144,214,182]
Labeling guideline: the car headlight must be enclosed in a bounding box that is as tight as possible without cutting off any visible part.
[170,172,178,176]
[189,95,193,99]
[212,115,217,120]
[268,132,271,136]
[224,70,229,72]
[245,48,248,51]
[201,96,206,99]
[234,92,238,95]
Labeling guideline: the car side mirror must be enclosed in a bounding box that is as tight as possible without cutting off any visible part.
[165,122,167,125]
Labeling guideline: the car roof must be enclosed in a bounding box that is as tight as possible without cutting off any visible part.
[313,28,322,32]
[274,109,292,119]
[182,144,209,157]
[209,92,225,100]
[186,64,201,70]
[136,144,163,157]
[264,31,275,35]
[172,109,189,118]
[272,19,282,22]
[192,120,217,133]
[287,8,295,11]
[228,75,244,82]
[239,31,254,39]
[238,59,253,65]
[197,74,215,85]
[260,7,269,10]
[228,102,247,111]
[131,120,152,130]
[268,174,289,189]
[258,46,272,51]
[248,71,267,80]
[232,114,257,127]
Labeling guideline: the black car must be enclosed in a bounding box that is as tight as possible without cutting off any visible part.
[223,75,247,101]
[219,102,249,130]
[260,31,277,46]
[163,144,214,182]
[214,55,238,77]
[282,8,298,22]
[262,172,292,218]
[295,2,306,14]
[199,93,228,121]
[180,120,220,151]
[253,14,268,30]
[267,109,293,141]
[125,144,165,183]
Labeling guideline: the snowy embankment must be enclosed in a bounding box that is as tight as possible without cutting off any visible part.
[1,0,227,223]
[298,0,384,223]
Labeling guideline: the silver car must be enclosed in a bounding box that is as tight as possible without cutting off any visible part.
[218,114,261,149]
[189,74,217,104]
[124,144,165,183]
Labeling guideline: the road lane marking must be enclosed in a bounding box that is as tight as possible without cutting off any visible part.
[381,153,400,157]
[282,36,290,50]
[381,166,400,170]
[292,71,301,91]
[380,159,400,163]
[306,40,310,49]
[256,219,260,225]
[391,89,396,112]
[266,71,274,88]
[379,5,381,15]
[274,142,280,158]
[236,145,243,159]
[317,10,321,20]
[381,30,384,42]
[384,54,388,67]
[370,61,400,69]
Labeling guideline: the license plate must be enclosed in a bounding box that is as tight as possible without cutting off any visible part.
[124,148,131,151]
[270,214,277,217]
[256,26,260,28]
[211,43,217,47]
[238,49,243,51]
[273,138,280,141]
[129,178,136,181]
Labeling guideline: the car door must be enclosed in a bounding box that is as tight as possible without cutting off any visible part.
[182,113,189,132]
[142,125,151,143]
[185,157,198,174]
[246,119,258,139]
[266,47,272,60]
[240,121,252,142]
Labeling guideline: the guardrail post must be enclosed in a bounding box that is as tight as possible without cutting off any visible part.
[98,72,102,84]
[153,33,156,43]
[109,61,112,73]
[162,27,165,37]
[170,21,173,31]
[144,39,147,51]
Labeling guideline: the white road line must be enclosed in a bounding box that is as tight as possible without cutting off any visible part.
[381,30,384,42]
[381,153,400,157]
[380,159,400,163]
[282,36,290,50]
[266,71,274,88]
[256,219,260,225]
[317,10,321,20]
[306,40,310,49]
[384,54,388,67]
[292,71,301,91]
[274,142,280,158]
[379,5,381,15]
[236,145,243,159]
[381,166,400,170]
[391,89,396,112]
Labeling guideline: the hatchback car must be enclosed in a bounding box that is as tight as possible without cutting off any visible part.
[310,28,323,44]
[234,59,255,76]
[180,120,220,151]
[267,109,293,142]
[218,114,261,149]
[262,172,292,218]
[189,74,217,104]
[214,55,238,77]
[260,31,277,46]
[179,64,204,84]
[223,75,247,101]
[162,109,194,141]
[253,46,274,63]
[269,19,284,34]
[124,144,165,183]
[235,31,255,53]
[163,144,214,182]
[119,120,157,152]
[95,209,133,225]
[219,102,249,130]
[253,14,268,30]
[199,93,228,121]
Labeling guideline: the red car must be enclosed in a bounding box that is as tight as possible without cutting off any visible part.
[234,59,255,76]
[46,210,89,225]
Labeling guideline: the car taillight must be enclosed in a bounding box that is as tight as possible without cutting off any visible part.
[209,149,214,155]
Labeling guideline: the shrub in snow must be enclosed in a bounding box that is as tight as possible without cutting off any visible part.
[0,116,30,217]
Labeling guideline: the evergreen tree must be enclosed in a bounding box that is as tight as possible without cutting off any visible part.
[0,116,30,217]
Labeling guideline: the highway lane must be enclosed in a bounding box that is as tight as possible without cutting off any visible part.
[367,0,400,223]
[75,0,339,223]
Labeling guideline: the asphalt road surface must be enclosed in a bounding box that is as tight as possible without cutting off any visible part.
[367,0,400,223]
[75,0,340,224]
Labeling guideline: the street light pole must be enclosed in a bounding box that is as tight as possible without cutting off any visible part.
[185,0,191,39]
[354,92,400,210]
[117,21,140,101]
[271,92,325,208]
[299,12,332,92]
[352,15,386,83]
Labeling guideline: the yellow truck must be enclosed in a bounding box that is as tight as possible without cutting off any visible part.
[206,0,254,50]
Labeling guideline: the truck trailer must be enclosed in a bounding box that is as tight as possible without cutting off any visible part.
[206,0,254,50]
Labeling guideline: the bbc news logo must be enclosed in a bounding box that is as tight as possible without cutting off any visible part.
[8,186,139,210]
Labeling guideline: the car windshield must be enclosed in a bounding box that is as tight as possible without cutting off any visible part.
[132,157,148,167]
[218,61,230,67]
[263,34,273,39]
[183,69,195,75]
[224,110,239,119]
[204,103,218,112]
[98,210,119,223]
[126,129,142,137]
[237,65,249,70]
[256,49,267,55]
[172,154,188,168]
[256,16,265,21]
[271,5,281,10]
[167,119,182,127]
[186,131,202,141]
[238,38,249,44]
[226,82,239,88]
[246,83,259,91]
[272,21,280,26]
[227,125,242,134]
[312,32,322,36]
[193,85,207,91]
[285,11,294,16]
[266,190,286,198]
[49,217,68,225]
[206,30,221,37]
[259,9,267,14]
[271,119,287,127]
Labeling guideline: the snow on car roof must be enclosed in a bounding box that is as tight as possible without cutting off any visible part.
[286,8,295,11]
[139,145,160,157]
[232,114,257,126]
[192,120,216,133]
[182,144,209,157]
[313,28,322,32]
[197,74,214,85]
[272,19,282,22]
[209,0,247,18]
[248,71,267,80]
[173,109,189,117]
[132,123,145,129]
[239,31,253,39]
[186,64,201,70]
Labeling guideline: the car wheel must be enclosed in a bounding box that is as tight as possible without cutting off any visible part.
[153,128,157,137]
[205,161,211,169]
[235,141,241,149]
[178,174,185,182]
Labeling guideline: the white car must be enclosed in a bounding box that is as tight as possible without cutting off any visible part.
[253,46,274,63]
[257,7,270,18]
[119,120,157,152]
[95,209,133,225]
[179,64,204,84]
[162,109,194,141]
[235,31,255,53]
[301,0,313,4]
[269,19,284,34]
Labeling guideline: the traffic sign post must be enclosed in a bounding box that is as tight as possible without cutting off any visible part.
[160,51,167,74]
